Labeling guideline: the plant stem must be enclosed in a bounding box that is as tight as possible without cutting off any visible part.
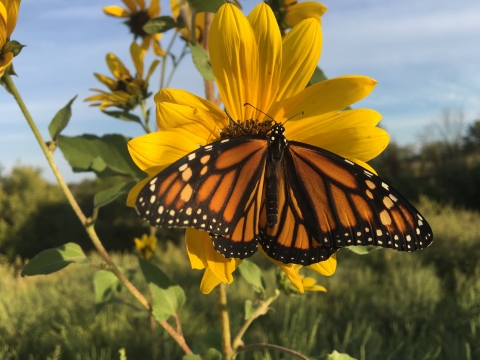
[141,100,151,133]
[203,12,215,102]
[160,30,179,90]
[232,290,280,349]
[235,343,310,360]
[3,73,193,355]
[217,283,233,359]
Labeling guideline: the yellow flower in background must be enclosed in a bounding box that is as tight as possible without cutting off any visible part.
[134,234,158,260]
[85,42,159,110]
[277,264,328,294]
[170,0,205,45]
[0,0,21,77]
[127,3,388,293]
[103,0,165,56]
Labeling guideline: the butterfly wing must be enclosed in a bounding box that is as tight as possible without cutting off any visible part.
[259,141,433,265]
[135,136,268,258]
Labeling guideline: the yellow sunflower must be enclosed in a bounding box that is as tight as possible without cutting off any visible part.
[85,42,159,110]
[170,0,205,45]
[103,0,165,56]
[134,233,158,260]
[127,3,388,293]
[0,0,21,77]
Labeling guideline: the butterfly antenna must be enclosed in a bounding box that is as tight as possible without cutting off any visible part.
[281,111,304,126]
[244,102,275,122]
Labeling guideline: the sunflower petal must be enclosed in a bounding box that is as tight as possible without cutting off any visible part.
[258,245,304,293]
[302,126,390,162]
[155,89,228,129]
[106,53,131,80]
[5,0,20,37]
[130,42,145,77]
[307,254,336,276]
[350,159,378,175]
[122,0,137,13]
[157,102,220,145]
[210,4,259,121]
[284,2,327,28]
[286,109,382,142]
[148,0,160,17]
[152,35,166,56]
[103,5,130,17]
[0,52,14,77]
[94,73,118,91]
[271,18,321,115]
[127,130,198,171]
[247,3,282,119]
[185,228,209,269]
[276,75,378,123]
[200,267,223,294]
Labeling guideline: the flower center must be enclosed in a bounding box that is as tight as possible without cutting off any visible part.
[221,119,274,139]
[127,10,151,38]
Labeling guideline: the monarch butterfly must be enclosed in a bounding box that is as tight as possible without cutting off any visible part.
[135,114,433,265]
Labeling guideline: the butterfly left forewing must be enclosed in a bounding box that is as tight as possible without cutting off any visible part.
[135,137,268,242]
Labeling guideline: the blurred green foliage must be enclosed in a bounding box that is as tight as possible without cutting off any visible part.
[0,166,181,260]
[1,197,480,359]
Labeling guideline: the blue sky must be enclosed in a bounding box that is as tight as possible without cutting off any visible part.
[1,0,479,182]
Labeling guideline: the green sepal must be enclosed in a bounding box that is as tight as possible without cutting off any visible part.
[138,257,186,322]
[2,40,26,57]
[102,110,142,123]
[143,16,176,34]
[0,64,17,94]
[57,134,145,179]
[94,180,137,209]
[186,0,225,13]
[21,243,90,276]
[48,95,77,142]
[238,259,266,294]
[188,44,215,81]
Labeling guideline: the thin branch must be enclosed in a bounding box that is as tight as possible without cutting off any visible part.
[3,73,192,355]
[217,283,233,359]
[235,343,310,360]
[232,290,279,349]
[160,31,179,90]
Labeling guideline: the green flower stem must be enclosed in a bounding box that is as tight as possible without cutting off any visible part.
[217,283,233,359]
[203,12,215,102]
[160,30,179,90]
[235,344,310,360]
[232,290,280,350]
[3,73,193,355]
[141,100,151,133]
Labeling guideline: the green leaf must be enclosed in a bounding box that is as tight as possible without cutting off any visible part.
[94,270,121,311]
[345,246,382,255]
[102,110,142,123]
[202,349,222,360]
[138,257,186,322]
[316,350,357,360]
[94,181,137,208]
[48,95,77,141]
[21,243,89,276]
[183,356,201,360]
[143,16,176,34]
[57,134,144,178]
[238,259,265,294]
[189,44,215,81]
[186,0,225,13]
[308,66,328,87]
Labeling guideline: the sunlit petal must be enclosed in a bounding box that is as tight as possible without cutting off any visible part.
[106,53,131,80]
[284,2,327,28]
[122,0,137,13]
[103,5,130,17]
[200,267,223,294]
[185,228,209,269]
[127,130,198,171]
[130,42,145,77]
[247,3,281,119]
[307,254,336,276]
[148,0,160,17]
[210,4,259,121]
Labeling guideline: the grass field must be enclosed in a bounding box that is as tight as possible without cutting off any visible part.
[1,198,480,360]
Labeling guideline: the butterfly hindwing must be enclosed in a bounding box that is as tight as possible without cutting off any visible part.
[136,137,269,254]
